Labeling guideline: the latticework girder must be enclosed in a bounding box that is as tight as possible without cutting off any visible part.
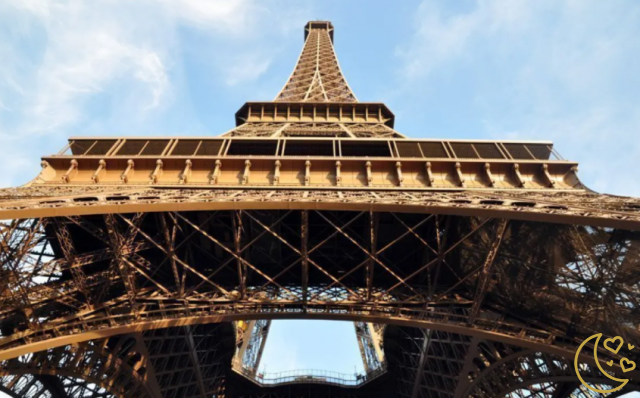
[354,323,386,374]
[142,324,233,398]
[0,334,158,398]
[233,319,271,377]
[0,209,638,391]
[0,187,638,229]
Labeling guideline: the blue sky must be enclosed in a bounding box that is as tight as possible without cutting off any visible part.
[1,0,640,395]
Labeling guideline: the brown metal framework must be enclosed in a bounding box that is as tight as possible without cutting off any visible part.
[0,20,639,398]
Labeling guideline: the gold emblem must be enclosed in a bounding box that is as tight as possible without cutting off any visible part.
[574,333,632,393]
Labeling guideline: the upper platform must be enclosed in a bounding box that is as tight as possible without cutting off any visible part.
[304,21,334,42]
[34,135,579,191]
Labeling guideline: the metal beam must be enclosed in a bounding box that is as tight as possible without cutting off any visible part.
[159,213,183,297]
[53,219,92,308]
[452,336,482,398]
[131,332,163,398]
[366,211,378,301]
[410,329,432,398]
[253,320,270,374]
[104,214,139,313]
[1,189,638,230]
[184,325,208,398]
[301,210,309,306]
[468,219,508,324]
[232,211,246,299]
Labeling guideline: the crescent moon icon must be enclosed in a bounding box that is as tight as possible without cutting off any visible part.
[574,333,630,393]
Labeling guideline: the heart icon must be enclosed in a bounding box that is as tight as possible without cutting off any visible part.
[604,336,624,354]
[607,360,614,366]
[621,358,636,373]
[629,344,635,350]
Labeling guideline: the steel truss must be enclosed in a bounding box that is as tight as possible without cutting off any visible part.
[354,322,385,373]
[233,319,271,377]
[0,207,639,397]
[0,334,155,398]
[142,324,234,398]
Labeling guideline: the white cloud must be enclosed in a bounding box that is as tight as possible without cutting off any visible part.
[161,0,264,34]
[220,52,273,86]
[1,1,170,136]
[30,34,168,133]
[398,0,640,196]
[0,0,312,186]
[397,1,535,79]
[0,0,308,133]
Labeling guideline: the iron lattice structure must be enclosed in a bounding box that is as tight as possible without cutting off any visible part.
[0,21,639,398]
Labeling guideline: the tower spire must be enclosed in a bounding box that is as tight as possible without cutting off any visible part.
[275,21,357,102]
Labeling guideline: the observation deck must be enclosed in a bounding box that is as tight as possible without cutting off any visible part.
[233,367,387,388]
[35,136,578,191]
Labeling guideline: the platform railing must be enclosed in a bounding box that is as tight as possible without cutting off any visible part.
[235,365,387,387]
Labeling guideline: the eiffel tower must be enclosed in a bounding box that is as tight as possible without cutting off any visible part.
[1,20,639,398]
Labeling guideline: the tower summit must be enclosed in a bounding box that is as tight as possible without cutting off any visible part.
[275,21,357,102]
[0,21,639,398]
